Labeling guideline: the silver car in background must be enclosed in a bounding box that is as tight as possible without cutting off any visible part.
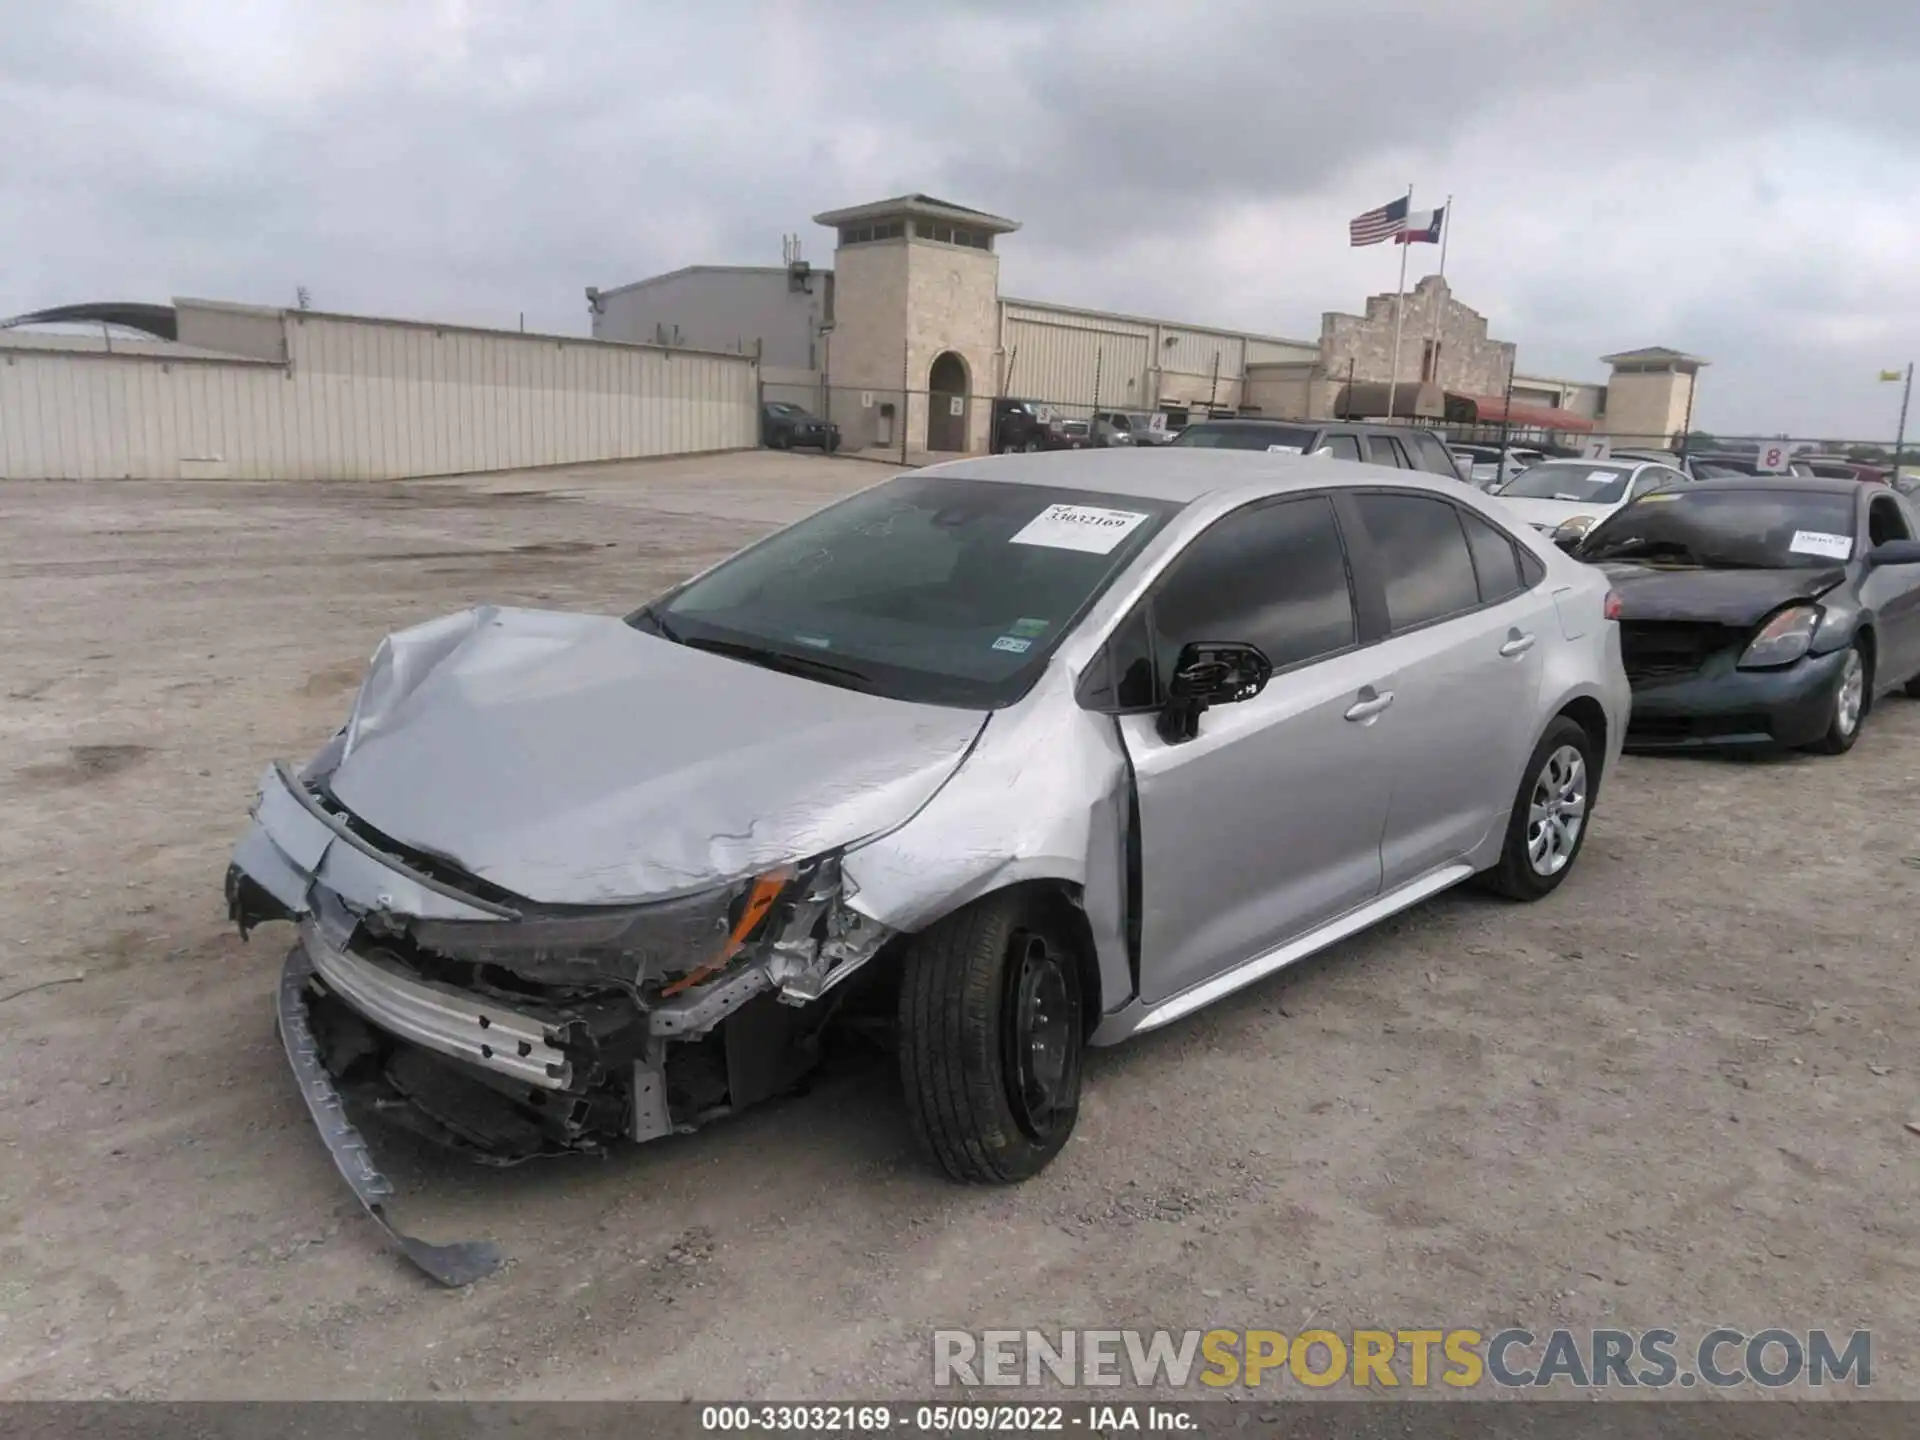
[226,449,1628,1282]
[1491,456,1695,547]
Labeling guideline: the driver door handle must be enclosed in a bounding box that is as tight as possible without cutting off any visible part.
[1499,631,1537,658]
[1344,689,1394,723]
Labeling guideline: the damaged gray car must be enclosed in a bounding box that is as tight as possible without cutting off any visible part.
[228,449,1629,1283]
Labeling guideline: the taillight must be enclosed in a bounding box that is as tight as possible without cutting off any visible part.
[1603,589,1623,621]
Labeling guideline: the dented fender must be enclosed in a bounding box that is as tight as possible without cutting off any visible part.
[840,667,1135,1018]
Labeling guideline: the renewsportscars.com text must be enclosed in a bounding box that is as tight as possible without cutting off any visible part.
[931,1327,1871,1391]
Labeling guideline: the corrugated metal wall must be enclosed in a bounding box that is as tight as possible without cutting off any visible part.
[1002,307,1152,408]
[0,311,758,481]
[1000,302,1321,411]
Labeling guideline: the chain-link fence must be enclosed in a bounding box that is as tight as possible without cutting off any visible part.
[761,378,1916,482]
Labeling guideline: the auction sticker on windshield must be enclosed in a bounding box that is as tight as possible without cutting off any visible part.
[1266,444,1304,455]
[1011,504,1150,554]
[1790,530,1853,560]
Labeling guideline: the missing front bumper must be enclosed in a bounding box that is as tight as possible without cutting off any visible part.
[276,943,505,1287]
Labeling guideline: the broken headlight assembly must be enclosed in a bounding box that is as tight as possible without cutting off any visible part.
[397,851,893,1005]
[1737,604,1821,670]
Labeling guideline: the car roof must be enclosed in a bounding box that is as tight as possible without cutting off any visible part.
[919,445,1461,505]
[1180,417,1437,436]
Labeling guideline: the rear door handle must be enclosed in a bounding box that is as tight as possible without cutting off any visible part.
[1500,632,1537,658]
[1344,689,1395,723]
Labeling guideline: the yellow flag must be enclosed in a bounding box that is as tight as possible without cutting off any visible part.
[1882,369,1906,382]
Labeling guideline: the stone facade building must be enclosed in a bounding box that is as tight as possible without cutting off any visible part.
[592,191,1705,454]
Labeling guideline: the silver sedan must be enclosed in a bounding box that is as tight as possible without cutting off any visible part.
[226,448,1629,1281]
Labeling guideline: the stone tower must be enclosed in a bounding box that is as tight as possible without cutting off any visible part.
[811,194,1018,455]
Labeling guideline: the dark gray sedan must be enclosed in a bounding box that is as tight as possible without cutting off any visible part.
[1577,477,1920,753]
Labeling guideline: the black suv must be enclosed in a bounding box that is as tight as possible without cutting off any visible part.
[1169,418,1464,480]
[762,401,840,452]
[990,398,1083,454]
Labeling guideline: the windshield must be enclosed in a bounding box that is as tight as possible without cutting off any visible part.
[1170,422,1317,452]
[1577,489,1858,570]
[1500,462,1635,505]
[633,475,1179,708]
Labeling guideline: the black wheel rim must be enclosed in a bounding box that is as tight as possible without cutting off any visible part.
[1002,930,1078,1143]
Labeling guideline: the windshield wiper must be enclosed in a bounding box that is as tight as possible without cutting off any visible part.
[629,604,682,642]
[679,635,878,691]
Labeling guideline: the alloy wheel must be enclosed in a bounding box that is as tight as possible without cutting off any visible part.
[1835,648,1865,737]
[1526,744,1588,877]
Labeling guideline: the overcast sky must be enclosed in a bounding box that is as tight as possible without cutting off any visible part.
[4,0,1917,437]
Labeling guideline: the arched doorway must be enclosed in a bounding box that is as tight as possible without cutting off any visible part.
[927,351,970,452]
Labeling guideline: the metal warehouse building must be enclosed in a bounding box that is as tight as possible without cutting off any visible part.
[592,192,1704,456]
[0,298,757,481]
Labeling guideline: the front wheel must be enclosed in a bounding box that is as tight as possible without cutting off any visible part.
[1022,437,1042,454]
[897,890,1084,1183]
[1480,716,1595,901]
[1807,643,1867,754]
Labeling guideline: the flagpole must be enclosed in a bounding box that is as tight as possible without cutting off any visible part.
[1384,183,1413,421]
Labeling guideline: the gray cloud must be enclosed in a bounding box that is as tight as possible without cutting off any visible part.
[3,0,1917,435]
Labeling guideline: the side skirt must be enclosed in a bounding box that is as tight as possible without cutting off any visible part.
[1089,863,1475,1045]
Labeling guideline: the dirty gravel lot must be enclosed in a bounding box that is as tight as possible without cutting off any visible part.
[1,450,1915,1401]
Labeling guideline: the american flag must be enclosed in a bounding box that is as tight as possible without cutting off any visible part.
[1349,195,1410,247]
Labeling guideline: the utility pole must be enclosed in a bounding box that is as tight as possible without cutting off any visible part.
[1091,347,1103,442]
[1677,365,1697,458]
[1342,357,1355,420]
[1497,351,1517,472]
[1894,363,1915,481]
[901,339,911,466]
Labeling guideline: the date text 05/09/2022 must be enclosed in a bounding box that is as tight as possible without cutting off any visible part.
[699,1403,1194,1432]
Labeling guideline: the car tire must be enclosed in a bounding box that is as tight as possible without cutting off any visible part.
[1022,438,1041,454]
[1808,643,1867,755]
[1480,715,1595,902]
[770,430,791,451]
[897,889,1084,1184]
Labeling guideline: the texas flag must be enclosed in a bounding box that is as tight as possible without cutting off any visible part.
[1395,205,1446,245]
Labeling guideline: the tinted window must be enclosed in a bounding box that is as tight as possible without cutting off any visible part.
[1869,496,1911,545]
[1353,493,1482,630]
[645,475,1177,709]
[1577,489,1858,570]
[1148,496,1355,691]
[1169,422,1318,452]
[1460,509,1525,602]
[1364,434,1410,468]
[1405,430,1458,476]
[1320,434,1363,462]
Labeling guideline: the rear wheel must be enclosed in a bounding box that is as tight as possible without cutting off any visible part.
[898,890,1084,1183]
[1481,716,1595,901]
[1022,437,1041,454]
[1808,643,1866,754]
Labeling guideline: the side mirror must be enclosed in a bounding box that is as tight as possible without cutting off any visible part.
[1866,538,1920,566]
[1157,641,1273,743]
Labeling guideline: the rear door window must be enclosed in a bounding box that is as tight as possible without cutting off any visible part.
[1320,434,1363,462]
[1364,434,1411,468]
[1351,492,1482,631]
[1458,508,1526,603]
[1404,430,1458,476]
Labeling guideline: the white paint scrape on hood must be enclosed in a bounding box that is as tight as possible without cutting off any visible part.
[326,606,988,906]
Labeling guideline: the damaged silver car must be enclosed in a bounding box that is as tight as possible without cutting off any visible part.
[228,449,1629,1283]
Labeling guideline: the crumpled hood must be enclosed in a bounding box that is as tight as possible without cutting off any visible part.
[1599,562,1849,627]
[325,606,987,906]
